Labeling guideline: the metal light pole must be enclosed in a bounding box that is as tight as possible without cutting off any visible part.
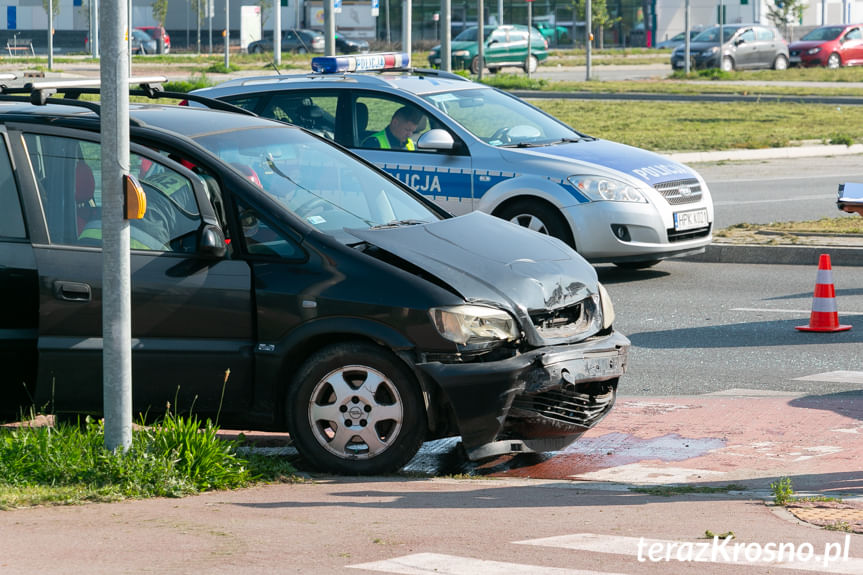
[48,1,54,70]
[684,0,691,75]
[101,0,133,453]
[224,0,230,68]
[274,0,282,66]
[403,0,412,59]
[585,0,591,81]
[441,0,451,71]
[325,0,335,56]
[498,0,503,25]
[477,0,484,80]
[526,0,532,79]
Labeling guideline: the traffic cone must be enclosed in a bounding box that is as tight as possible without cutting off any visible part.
[796,254,851,332]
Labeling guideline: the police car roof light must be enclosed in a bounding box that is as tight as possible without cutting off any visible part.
[311,52,410,74]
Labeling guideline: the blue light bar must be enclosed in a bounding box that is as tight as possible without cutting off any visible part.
[311,52,411,74]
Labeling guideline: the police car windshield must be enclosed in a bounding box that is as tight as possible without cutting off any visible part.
[422,88,582,147]
[191,126,440,241]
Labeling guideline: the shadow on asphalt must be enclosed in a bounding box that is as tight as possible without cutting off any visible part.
[627,317,863,348]
[789,390,863,422]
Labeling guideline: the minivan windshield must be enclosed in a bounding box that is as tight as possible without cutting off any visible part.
[422,87,584,147]
[191,125,442,241]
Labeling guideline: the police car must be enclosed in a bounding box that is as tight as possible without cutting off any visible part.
[0,78,628,475]
[192,53,714,268]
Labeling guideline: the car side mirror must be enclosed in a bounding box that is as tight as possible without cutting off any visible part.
[735,38,745,46]
[416,128,455,151]
[198,224,227,257]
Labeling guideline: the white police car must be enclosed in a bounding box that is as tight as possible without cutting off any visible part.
[193,53,714,267]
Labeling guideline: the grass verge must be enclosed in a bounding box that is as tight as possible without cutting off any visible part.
[0,413,298,509]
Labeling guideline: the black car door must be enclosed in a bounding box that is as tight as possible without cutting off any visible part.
[9,126,254,419]
[0,129,38,416]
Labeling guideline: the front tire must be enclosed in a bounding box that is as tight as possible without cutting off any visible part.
[773,54,789,70]
[286,342,426,475]
[495,199,574,248]
[470,55,483,74]
[720,56,734,72]
[524,54,538,74]
[827,53,841,69]
[252,45,263,54]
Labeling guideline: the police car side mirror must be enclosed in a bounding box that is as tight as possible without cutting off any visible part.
[198,224,227,258]
[416,128,455,151]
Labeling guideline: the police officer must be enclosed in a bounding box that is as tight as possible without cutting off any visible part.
[362,106,424,150]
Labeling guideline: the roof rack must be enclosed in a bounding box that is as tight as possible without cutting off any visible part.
[0,76,256,116]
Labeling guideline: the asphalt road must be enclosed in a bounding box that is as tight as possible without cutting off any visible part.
[597,258,863,396]
[692,155,863,229]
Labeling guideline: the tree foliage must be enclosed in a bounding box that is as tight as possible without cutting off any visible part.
[766,0,806,37]
[152,0,169,27]
[42,0,60,17]
[573,0,622,49]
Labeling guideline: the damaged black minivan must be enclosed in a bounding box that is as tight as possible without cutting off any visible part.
[0,93,629,474]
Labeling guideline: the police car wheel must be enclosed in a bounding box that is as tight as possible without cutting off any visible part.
[496,200,575,248]
[286,342,427,475]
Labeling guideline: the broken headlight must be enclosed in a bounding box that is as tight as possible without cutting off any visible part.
[429,304,519,348]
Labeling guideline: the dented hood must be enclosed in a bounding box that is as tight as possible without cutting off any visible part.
[346,211,597,315]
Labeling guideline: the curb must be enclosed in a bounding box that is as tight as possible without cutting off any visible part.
[666,144,863,164]
[685,243,863,266]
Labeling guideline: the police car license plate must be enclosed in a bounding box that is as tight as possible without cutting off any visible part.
[674,208,708,231]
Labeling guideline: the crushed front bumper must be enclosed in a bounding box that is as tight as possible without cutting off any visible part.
[417,331,629,459]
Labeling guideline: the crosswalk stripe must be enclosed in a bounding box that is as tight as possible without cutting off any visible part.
[516,533,862,574]
[347,552,630,575]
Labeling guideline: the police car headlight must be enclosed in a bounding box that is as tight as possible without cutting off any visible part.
[598,283,615,330]
[807,47,822,55]
[702,46,719,56]
[568,175,648,203]
[453,50,470,57]
[430,305,519,346]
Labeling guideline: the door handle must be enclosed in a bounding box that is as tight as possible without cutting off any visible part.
[53,281,92,302]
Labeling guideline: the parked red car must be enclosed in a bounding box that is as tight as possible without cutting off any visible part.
[789,24,863,68]
[135,26,171,54]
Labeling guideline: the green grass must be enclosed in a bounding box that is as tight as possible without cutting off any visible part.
[0,413,298,509]
[722,218,863,235]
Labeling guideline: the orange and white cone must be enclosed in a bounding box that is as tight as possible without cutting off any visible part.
[796,253,851,332]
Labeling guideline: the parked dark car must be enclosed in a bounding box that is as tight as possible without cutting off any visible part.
[0,80,628,475]
[136,25,171,54]
[654,27,705,49]
[789,24,863,68]
[429,24,549,74]
[247,29,325,54]
[671,24,789,71]
[336,34,369,54]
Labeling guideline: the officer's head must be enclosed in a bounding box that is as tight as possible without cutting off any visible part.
[389,106,424,145]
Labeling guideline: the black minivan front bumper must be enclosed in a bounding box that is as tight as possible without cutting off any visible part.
[417,331,629,456]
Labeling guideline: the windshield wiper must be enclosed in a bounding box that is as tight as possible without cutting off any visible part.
[369,219,428,230]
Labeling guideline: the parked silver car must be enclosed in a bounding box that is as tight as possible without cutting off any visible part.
[671,24,789,71]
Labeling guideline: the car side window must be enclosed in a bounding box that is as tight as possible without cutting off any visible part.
[489,30,507,44]
[0,138,26,239]
[354,95,429,151]
[739,29,756,43]
[847,28,862,41]
[260,93,337,141]
[23,133,203,252]
[755,27,774,42]
[234,198,303,259]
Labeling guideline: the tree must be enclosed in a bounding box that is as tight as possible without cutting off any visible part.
[766,0,806,39]
[152,0,169,27]
[42,0,60,18]
[258,0,272,28]
[574,0,621,49]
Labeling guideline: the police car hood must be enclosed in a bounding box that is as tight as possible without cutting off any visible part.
[346,211,597,316]
[499,138,698,186]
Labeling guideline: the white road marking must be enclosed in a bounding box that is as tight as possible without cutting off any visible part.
[731,308,863,315]
[516,533,862,574]
[347,552,629,575]
[713,194,834,206]
[793,371,863,383]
